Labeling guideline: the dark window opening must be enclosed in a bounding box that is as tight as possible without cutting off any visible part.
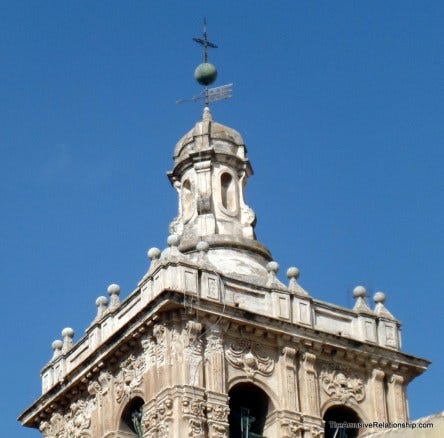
[324,405,361,438]
[120,397,144,438]
[229,383,269,438]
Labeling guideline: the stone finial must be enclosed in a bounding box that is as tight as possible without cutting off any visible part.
[95,296,108,319]
[196,240,209,262]
[353,285,372,313]
[266,261,286,289]
[61,327,74,353]
[267,261,279,274]
[373,291,395,319]
[167,234,180,248]
[286,266,309,296]
[107,284,121,310]
[203,106,213,121]
[147,247,161,262]
[161,234,182,260]
[51,339,63,360]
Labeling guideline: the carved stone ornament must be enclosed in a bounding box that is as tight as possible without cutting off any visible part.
[153,323,167,367]
[205,326,224,355]
[142,397,173,438]
[87,371,112,405]
[225,339,274,377]
[39,398,96,438]
[320,367,365,403]
[280,420,304,438]
[206,402,229,423]
[182,396,206,438]
[207,402,229,438]
[115,354,145,404]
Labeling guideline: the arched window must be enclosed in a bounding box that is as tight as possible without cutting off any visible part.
[323,405,361,438]
[181,179,193,221]
[119,397,144,438]
[220,172,236,212]
[228,383,269,438]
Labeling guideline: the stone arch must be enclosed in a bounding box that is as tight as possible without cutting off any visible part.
[323,404,363,438]
[321,399,367,425]
[118,396,145,437]
[228,382,274,438]
[228,376,278,409]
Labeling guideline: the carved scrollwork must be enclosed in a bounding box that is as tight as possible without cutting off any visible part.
[206,402,229,423]
[142,335,157,369]
[115,354,145,404]
[209,422,228,438]
[280,420,304,438]
[320,367,365,403]
[205,325,224,355]
[87,370,112,406]
[225,339,274,377]
[182,396,206,438]
[39,398,95,438]
[142,397,173,438]
[153,323,167,367]
[207,402,229,438]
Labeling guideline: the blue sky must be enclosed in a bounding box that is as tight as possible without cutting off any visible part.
[2,1,443,435]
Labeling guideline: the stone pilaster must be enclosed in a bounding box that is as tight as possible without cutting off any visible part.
[280,346,299,411]
[371,369,387,422]
[299,352,319,417]
[386,374,407,422]
[184,321,204,386]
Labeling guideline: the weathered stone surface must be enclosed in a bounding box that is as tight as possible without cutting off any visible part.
[20,109,429,437]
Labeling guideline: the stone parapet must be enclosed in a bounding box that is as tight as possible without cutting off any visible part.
[41,260,403,395]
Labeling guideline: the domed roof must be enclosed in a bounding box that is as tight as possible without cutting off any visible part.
[173,107,247,164]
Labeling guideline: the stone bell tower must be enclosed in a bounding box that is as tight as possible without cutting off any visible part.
[20,25,429,438]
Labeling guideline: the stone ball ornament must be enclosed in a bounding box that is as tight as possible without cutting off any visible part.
[51,340,63,351]
[61,327,74,338]
[95,296,108,306]
[196,240,209,252]
[353,285,367,298]
[107,283,121,296]
[194,62,218,86]
[266,261,279,273]
[147,247,161,261]
[373,291,386,303]
[286,266,300,280]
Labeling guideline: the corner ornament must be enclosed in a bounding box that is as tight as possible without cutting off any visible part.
[320,369,365,403]
[225,339,274,377]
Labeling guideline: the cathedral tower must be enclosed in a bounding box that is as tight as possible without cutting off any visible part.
[19,26,429,438]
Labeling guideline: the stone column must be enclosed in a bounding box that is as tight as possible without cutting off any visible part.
[386,374,407,422]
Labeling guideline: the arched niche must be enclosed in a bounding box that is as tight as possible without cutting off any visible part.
[119,396,145,438]
[220,171,237,214]
[323,405,362,438]
[181,178,193,222]
[228,382,272,438]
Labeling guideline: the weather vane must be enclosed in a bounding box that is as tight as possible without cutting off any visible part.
[176,18,233,106]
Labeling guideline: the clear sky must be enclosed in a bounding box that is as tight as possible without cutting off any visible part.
[2,1,443,435]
